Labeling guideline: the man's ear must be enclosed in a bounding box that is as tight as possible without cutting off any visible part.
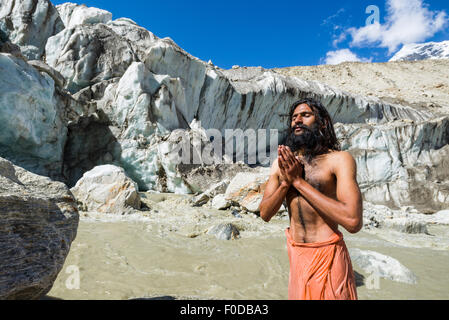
[321,118,328,129]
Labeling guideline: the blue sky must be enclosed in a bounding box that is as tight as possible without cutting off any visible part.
[51,0,449,69]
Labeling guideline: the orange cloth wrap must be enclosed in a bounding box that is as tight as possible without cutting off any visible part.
[285,228,358,300]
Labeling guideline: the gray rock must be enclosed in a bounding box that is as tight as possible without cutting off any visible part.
[70,165,141,214]
[55,2,112,29]
[231,209,243,218]
[28,60,66,88]
[207,223,240,240]
[179,162,255,194]
[0,157,79,299]
[211,194,231,210]
[349,248,417,285]
[45,23,138,93]
[362,202,432,234]
[0,0,64,60]
[191,180,230,207]
[0,41,25,59]
[224,172,269,213]
[0,53,67,181]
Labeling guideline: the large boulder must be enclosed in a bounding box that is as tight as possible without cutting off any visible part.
[0,0,64,60]
[0,53,67,180]
[0,157,79,299]
[349,248,418,285]
[224,170,270,213]
[70,165,141,214]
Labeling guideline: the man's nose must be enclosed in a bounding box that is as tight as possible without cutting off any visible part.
[294,116,303,124]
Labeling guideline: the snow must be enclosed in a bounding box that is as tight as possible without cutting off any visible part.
[390,40,449,62]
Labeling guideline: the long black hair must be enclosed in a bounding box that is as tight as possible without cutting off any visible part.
[285,98,340,158]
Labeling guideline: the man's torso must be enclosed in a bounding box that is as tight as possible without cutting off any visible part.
[278,150,340,243]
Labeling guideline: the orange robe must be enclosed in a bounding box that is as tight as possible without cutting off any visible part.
[285,228,358,300]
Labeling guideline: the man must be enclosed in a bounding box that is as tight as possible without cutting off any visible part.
[259,98,363,300]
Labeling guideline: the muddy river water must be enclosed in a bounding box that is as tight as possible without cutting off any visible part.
[47,193,449,300]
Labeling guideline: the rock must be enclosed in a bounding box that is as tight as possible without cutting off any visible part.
[70,165,141,214]
[231,209,243,218]
[207,223,240,240]
[0,0,64,60]
[105,17,159,63]
[338,117,449,210]
[0,157,79,299]
[55,2,112,29]
[241,193,264,213]
[191,179,230,207]
[179,162,255,194]
[427,210,449,225]
[45,23,138,93]
[362,202,433,234]
[0,53,67,180]
[0,41,25,59]
[28,60,66,88]
[211,194,231,210]
[349,248,418,285]
[225,172,269,213]
[381,217,429,234]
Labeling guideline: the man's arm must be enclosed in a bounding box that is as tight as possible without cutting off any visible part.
[291,151,363,233]
[259,159,290,222]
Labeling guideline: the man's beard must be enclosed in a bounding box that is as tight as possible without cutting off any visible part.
[284,123,327,163]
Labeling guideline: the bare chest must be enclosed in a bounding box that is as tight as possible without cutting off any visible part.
[282,158,337,205]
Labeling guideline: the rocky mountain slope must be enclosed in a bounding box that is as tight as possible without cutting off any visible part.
[274,59,449,115]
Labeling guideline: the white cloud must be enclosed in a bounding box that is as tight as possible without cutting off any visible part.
[324,49,372,65]
[321,8,345,26]
[332,32,348,47]
[348,0,448,54]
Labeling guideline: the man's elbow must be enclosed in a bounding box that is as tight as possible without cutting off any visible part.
[259,211,272,223]
[259,207,272,223]
[346,216,363,234]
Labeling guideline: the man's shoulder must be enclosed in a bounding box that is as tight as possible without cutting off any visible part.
[269,158,280,176]
[327,150,356,172]
[328,150,354,161]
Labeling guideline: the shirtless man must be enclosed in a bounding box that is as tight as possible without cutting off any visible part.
[259,98,363,300]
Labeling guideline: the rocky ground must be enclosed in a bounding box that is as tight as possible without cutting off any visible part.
[273,59,449,115]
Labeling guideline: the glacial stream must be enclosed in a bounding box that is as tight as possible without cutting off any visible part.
[47,194,449,300]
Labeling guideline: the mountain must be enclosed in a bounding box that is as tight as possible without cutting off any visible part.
[389,40,449,62]
[0,0,448,212]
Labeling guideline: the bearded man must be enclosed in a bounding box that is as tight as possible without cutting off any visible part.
[259,98,363,300]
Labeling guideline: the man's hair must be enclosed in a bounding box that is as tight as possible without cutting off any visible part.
[287,98,341,152]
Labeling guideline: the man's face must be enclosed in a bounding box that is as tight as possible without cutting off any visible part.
[284,103,322,154]
[290,103,317,135]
